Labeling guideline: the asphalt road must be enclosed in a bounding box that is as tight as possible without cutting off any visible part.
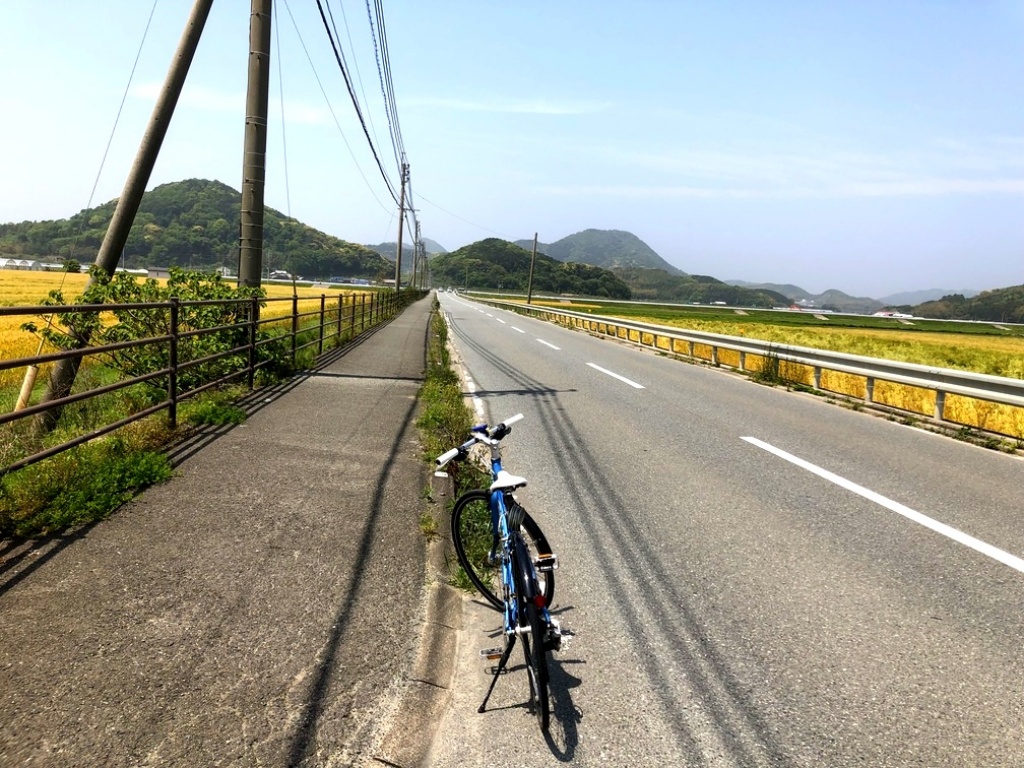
[427,292,1024,768]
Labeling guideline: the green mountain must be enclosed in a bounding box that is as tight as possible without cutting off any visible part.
[879,288,979,306]
[517,229,684,275]
[912,285,1024,322]
[728,280,884,312]
[727,280,813,301]
[431,238,631,299]
[422,238,447,254]
[617,268,787,307]
[809,289,884,314]
[0,178,392,280]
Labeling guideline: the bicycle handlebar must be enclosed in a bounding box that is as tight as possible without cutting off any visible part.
[435,413,524,468]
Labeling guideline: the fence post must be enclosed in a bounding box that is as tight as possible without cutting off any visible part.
[935,390,946,423]
[865,376,875,404]
[336,294,343,341]
[350,294,357,337]
[360,293,367,331]
[247,296,258,390]
[291,295,299,365]
[318,294,326,355]
[168,298,179,429]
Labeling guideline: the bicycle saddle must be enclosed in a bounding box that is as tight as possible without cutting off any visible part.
[490,470,527,491]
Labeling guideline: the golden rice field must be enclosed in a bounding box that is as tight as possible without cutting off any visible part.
[631,316,1024,380]
[0,271,370,384]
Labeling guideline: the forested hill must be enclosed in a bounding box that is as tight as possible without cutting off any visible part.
[430,238,631,299]
[911,285,1024,323]
[515,229,684,275]
[0,179,391,280]
[615,267,788,307]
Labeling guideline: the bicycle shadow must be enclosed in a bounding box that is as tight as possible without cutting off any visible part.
[476,603,584,762]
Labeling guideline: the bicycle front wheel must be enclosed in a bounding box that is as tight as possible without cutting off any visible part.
[513,534,550,731]
[450,489,556,611]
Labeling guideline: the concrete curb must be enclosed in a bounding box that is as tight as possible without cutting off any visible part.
[371,580,462,768]
[367,331,466,767]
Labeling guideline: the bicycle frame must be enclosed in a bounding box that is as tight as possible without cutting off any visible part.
[437,414,568,729]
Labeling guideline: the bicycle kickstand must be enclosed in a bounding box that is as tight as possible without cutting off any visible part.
[478,636,516,713]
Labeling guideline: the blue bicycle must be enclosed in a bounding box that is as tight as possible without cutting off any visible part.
[436,413,569,731]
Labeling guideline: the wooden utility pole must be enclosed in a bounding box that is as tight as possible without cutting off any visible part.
[238,0,273,288]
[32,0,215,434]
[412,220,422,290]
[526,232,538,304]
[393,161,408,293]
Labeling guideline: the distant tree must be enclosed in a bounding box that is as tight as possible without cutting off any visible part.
[63,259,81,273]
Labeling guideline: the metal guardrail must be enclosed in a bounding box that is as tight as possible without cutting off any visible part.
[478,298,1024,437]
[0,290,414,476]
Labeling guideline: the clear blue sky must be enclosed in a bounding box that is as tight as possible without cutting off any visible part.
[1,1,1022,298]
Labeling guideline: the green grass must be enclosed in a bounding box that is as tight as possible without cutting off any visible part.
[415,298,493,591]
[0,436,173,537]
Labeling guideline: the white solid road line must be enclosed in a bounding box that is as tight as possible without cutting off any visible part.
[464,375,486,420]
[742,436,1024,574]
[586,362,645,389]
[537,339,560,350]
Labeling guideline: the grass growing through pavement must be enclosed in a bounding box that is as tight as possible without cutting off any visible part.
[415,298,491,592]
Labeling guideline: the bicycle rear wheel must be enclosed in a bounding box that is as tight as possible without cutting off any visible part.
[450,489,555,611]
[513,534,550,731]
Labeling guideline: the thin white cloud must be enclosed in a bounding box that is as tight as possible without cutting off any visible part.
[571,136,1024,199]
[131,82,330,125]
[405,96,612,116]
[539,178,1024,200]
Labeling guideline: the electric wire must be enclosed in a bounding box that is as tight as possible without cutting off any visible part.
[364,0,401,172]
[314,0,400,205]
[24,0,160,377]
[376,0,406,168]
[334,0,385,165]
[273,0,291,217]
[360,0,420,255]
[414,191,511,239]
[69,0,160,272]
[281,0,392,214]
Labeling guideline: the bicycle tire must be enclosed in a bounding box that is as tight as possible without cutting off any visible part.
[513,533,550,731]
[450,489,555,611]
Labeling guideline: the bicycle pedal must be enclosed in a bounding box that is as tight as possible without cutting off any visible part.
[547,625,575,652]
[479,647,503,660]
[534,554,558,572]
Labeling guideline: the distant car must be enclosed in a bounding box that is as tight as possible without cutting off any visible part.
[269,270,291,279]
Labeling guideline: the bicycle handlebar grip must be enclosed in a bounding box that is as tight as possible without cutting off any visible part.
[436,447,460,466]
[503,413,525,427]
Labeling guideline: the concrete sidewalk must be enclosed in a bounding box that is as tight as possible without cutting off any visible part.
[0,294,457,767]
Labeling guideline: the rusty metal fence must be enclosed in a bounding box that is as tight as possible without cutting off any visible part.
[0,290,417,476]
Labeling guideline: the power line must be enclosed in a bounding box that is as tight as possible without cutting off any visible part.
[414,191,512,239]
[273,0,291,217]
[313,0,400,205]
[280,0,392,213]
